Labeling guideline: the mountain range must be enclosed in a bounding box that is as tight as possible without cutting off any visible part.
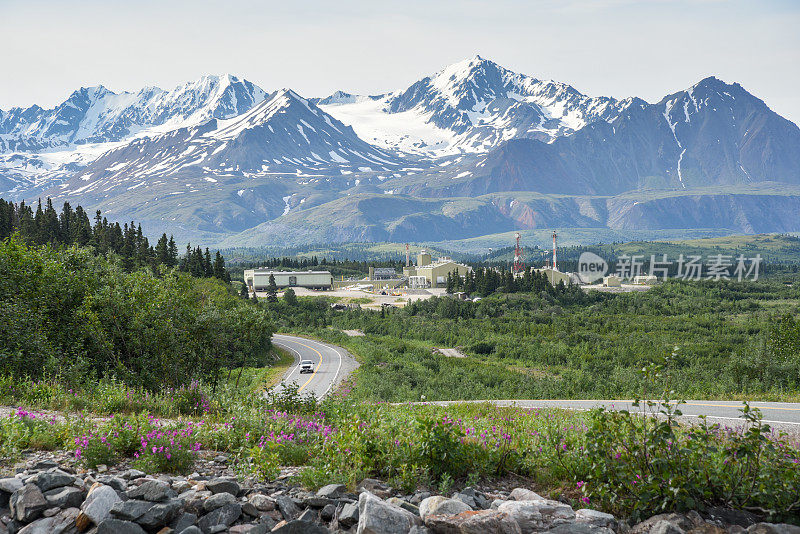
[1,56,799,248]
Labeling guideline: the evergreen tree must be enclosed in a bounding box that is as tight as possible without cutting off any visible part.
[266,274,279,302]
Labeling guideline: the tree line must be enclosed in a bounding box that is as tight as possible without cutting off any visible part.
[0,197,229,282]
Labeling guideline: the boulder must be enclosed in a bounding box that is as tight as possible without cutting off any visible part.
[509,488,545,501]
[576,508,617,530]
[357,479,392,499]
[425,509,522,534]
[80,484,122,528]
[126,480,173,502]
[544,524,615,534]
[203,492,237,512]
[34,470,76,492]
[357,491,421,534]
[272,519,330,533]
[10,483,48,523]
[135,499,182,530]
[196,502,241,533]
[206,478,240,496]
[452,492,478,510]
[321,503,337,521]
[388,497,420,515]
[649,520,687,534]
[17,507,80,534]
[419,496,472,520]
[44,486,84,509]
[170,511,198,532]
[497,500,575,531]
[249,493,275,511]
[110,500,154,522]
[275,495,300,521]
[96,519,147,534]
[316,484,346,500]
[746,525,800,534]
[339,501,360,528]
[0,477,24,494]
[96,475,127,493]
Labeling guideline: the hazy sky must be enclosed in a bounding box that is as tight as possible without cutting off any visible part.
[1,0,799,124]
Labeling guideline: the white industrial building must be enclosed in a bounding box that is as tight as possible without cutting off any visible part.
[243,269,333,292]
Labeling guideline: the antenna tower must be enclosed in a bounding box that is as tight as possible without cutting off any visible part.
[552,230,558,271]
[512,232,524,275]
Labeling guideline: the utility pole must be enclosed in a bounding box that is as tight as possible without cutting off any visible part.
[513,232,524,275]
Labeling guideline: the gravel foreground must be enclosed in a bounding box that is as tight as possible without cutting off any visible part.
[0,451,798,534]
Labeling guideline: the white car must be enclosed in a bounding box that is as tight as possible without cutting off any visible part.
[299,360,314,374]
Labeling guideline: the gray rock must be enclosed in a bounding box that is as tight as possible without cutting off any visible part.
[419,495,472,520]
[122,470,146,481]
[96,475,127,493]
[230,524,269,534]
[241,501,259,517]
[298,508,317,522]
[316,484,346,500]
[10,483,48,523]
[649,520,686,534]
[135,499,182,530]
[0,477,24,495]
[34,470,76,492]
[203,492,236,512]
[410,492,431,505]
[248,493,275,511]
[275,495,300,521]
[387,497,420,515]
[339,501,360,528]
[179,527,203,534]
[305,496,334,508]
[320,503,337,521]
[170,511,198,532]
[452,492,477,509]
[196,502,241,533]
[81,484,122,526]
[576,508,618,529]
[545,523,615,534]
[497,499,575,531]
[43,486,84,509]
[205,478,239,496]
[357,491,421,534]
[111,499,154,521]
[17,507,79,534]
[424,509,522,533]
[126,479,173,502]
[409,527,432,534]
[272,519,330,533]
[96,518,147,534]
[356,479,391,499]
[747,524,800,534]
[509,487,545,501]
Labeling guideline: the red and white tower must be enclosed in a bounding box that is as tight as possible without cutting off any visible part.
[552,230,558,271]
[513,232,524,275]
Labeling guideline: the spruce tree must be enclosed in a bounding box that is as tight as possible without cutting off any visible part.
[266,274,279,302]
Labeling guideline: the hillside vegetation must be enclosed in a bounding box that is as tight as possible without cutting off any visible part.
[269,280,800,402]
[0,235,273,390]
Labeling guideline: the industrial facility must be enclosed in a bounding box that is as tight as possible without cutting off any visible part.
[403,250,472,288]
[243,269,333,292]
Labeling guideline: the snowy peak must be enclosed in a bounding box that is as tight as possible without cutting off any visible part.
[0,75,268,151]
[318,55,631,154]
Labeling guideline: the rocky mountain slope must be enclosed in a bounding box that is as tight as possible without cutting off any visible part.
[1,57,798,245]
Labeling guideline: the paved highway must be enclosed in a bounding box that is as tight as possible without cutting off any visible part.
[271,334,799,434]
[426,399,800,435]
[271,334,359,398]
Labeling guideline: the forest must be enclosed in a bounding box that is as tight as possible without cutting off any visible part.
[0,198,273,391]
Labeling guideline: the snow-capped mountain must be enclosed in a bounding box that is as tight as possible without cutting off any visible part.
[319,56,634,154]
[0,56,798,246]
[52,88,400,202]
[0,74,267,152]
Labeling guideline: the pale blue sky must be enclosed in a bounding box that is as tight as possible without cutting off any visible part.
[1,0,798,124]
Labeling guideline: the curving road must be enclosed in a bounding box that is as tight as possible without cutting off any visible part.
[271,334,359,398]
[270,334,799,435]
